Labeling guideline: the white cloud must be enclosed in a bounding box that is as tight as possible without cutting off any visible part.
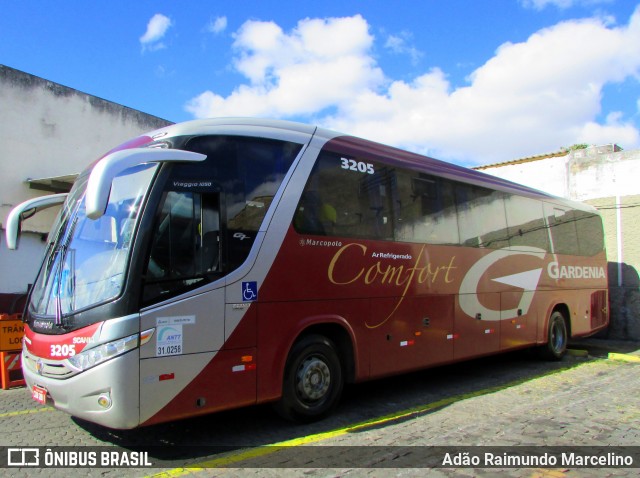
[384,32,423,65]
[521,0,613,10]
[522,0,577,9]
[140,13,172,52]
[186,9,640,165]
[207,16,228,35]
[187,15,383,118]
[577,112,640,146]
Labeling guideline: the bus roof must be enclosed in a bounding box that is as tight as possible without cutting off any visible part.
[148,117,319,140]
[147,118,597,214]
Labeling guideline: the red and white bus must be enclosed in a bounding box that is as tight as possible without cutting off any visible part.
[6,118,608,429]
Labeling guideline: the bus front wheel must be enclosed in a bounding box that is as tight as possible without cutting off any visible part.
[539,311,568,361]
[275,334,343,422]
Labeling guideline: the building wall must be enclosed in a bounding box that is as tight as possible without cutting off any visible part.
[478,145,640,340]
[0,65,172,295]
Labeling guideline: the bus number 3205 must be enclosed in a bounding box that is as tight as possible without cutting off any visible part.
[341,158,375,175]
[50,344,76,357]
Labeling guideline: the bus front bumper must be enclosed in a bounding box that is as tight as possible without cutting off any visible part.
[22,348,141,429]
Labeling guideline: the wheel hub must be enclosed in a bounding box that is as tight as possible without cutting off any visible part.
[297,357,331,401]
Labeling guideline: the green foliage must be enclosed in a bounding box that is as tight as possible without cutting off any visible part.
[562,143,590,151]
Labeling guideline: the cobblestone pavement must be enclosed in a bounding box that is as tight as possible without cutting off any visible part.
[1,339,639,478]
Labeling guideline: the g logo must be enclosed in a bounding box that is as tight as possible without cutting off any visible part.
[459,247,546,321]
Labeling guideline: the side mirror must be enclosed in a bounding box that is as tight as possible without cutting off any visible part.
[86,148,206,219]
[5,193,68,250]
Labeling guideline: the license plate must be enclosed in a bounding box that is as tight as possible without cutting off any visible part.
[32,385,48,405]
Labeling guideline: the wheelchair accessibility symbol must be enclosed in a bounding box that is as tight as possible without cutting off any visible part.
[242,281,258,302]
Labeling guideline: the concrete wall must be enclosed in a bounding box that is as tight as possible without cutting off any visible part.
[478,145,640,340]
[0,65,172,295]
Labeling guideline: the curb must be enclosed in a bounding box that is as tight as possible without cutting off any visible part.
[607,352,640,363]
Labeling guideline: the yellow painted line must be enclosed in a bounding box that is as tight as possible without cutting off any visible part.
[0,406,55,419]
[608,352,640,363]
[566,348,588,357]
[148,363,586,477]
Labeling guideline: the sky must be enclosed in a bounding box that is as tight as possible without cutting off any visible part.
[1,0,640,166]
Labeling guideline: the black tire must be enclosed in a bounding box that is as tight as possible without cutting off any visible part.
[539,311,568,361]
[274,334,343,422]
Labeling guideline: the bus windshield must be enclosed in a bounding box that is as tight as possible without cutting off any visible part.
[30,163,158,319]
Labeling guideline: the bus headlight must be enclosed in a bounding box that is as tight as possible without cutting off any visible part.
[66,334,138,372]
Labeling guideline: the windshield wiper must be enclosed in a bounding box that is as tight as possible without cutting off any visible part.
[54,216,78,327]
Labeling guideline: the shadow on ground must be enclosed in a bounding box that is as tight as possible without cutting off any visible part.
[69,337,636,466]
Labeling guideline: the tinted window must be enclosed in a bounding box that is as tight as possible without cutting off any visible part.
[185,135,302,271]
[546,204,579,255]
[186,135,301,233]
[295,148,602,256]
[395,171,459,245]
[545,203,604,256]
[294,152,394,240]
[143,136,301,304]
[504,195,550,251]
[456,184,508,249]
[143,191,221,304]
[575,211,605,256]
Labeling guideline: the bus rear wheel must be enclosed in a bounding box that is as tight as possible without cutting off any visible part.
[275,334,343,422]
[539,311,568,361]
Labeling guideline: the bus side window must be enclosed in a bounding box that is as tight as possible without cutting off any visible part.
[394,172,459,245]
[358,170,394,240]
[143,191,221,304]
[575,210,605,256]
[199,195,221,273]
[294,190,332,235]
[294,151,398,240]
[456,183,508,249]
[546,205,579,255]
[504,195,550,252]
